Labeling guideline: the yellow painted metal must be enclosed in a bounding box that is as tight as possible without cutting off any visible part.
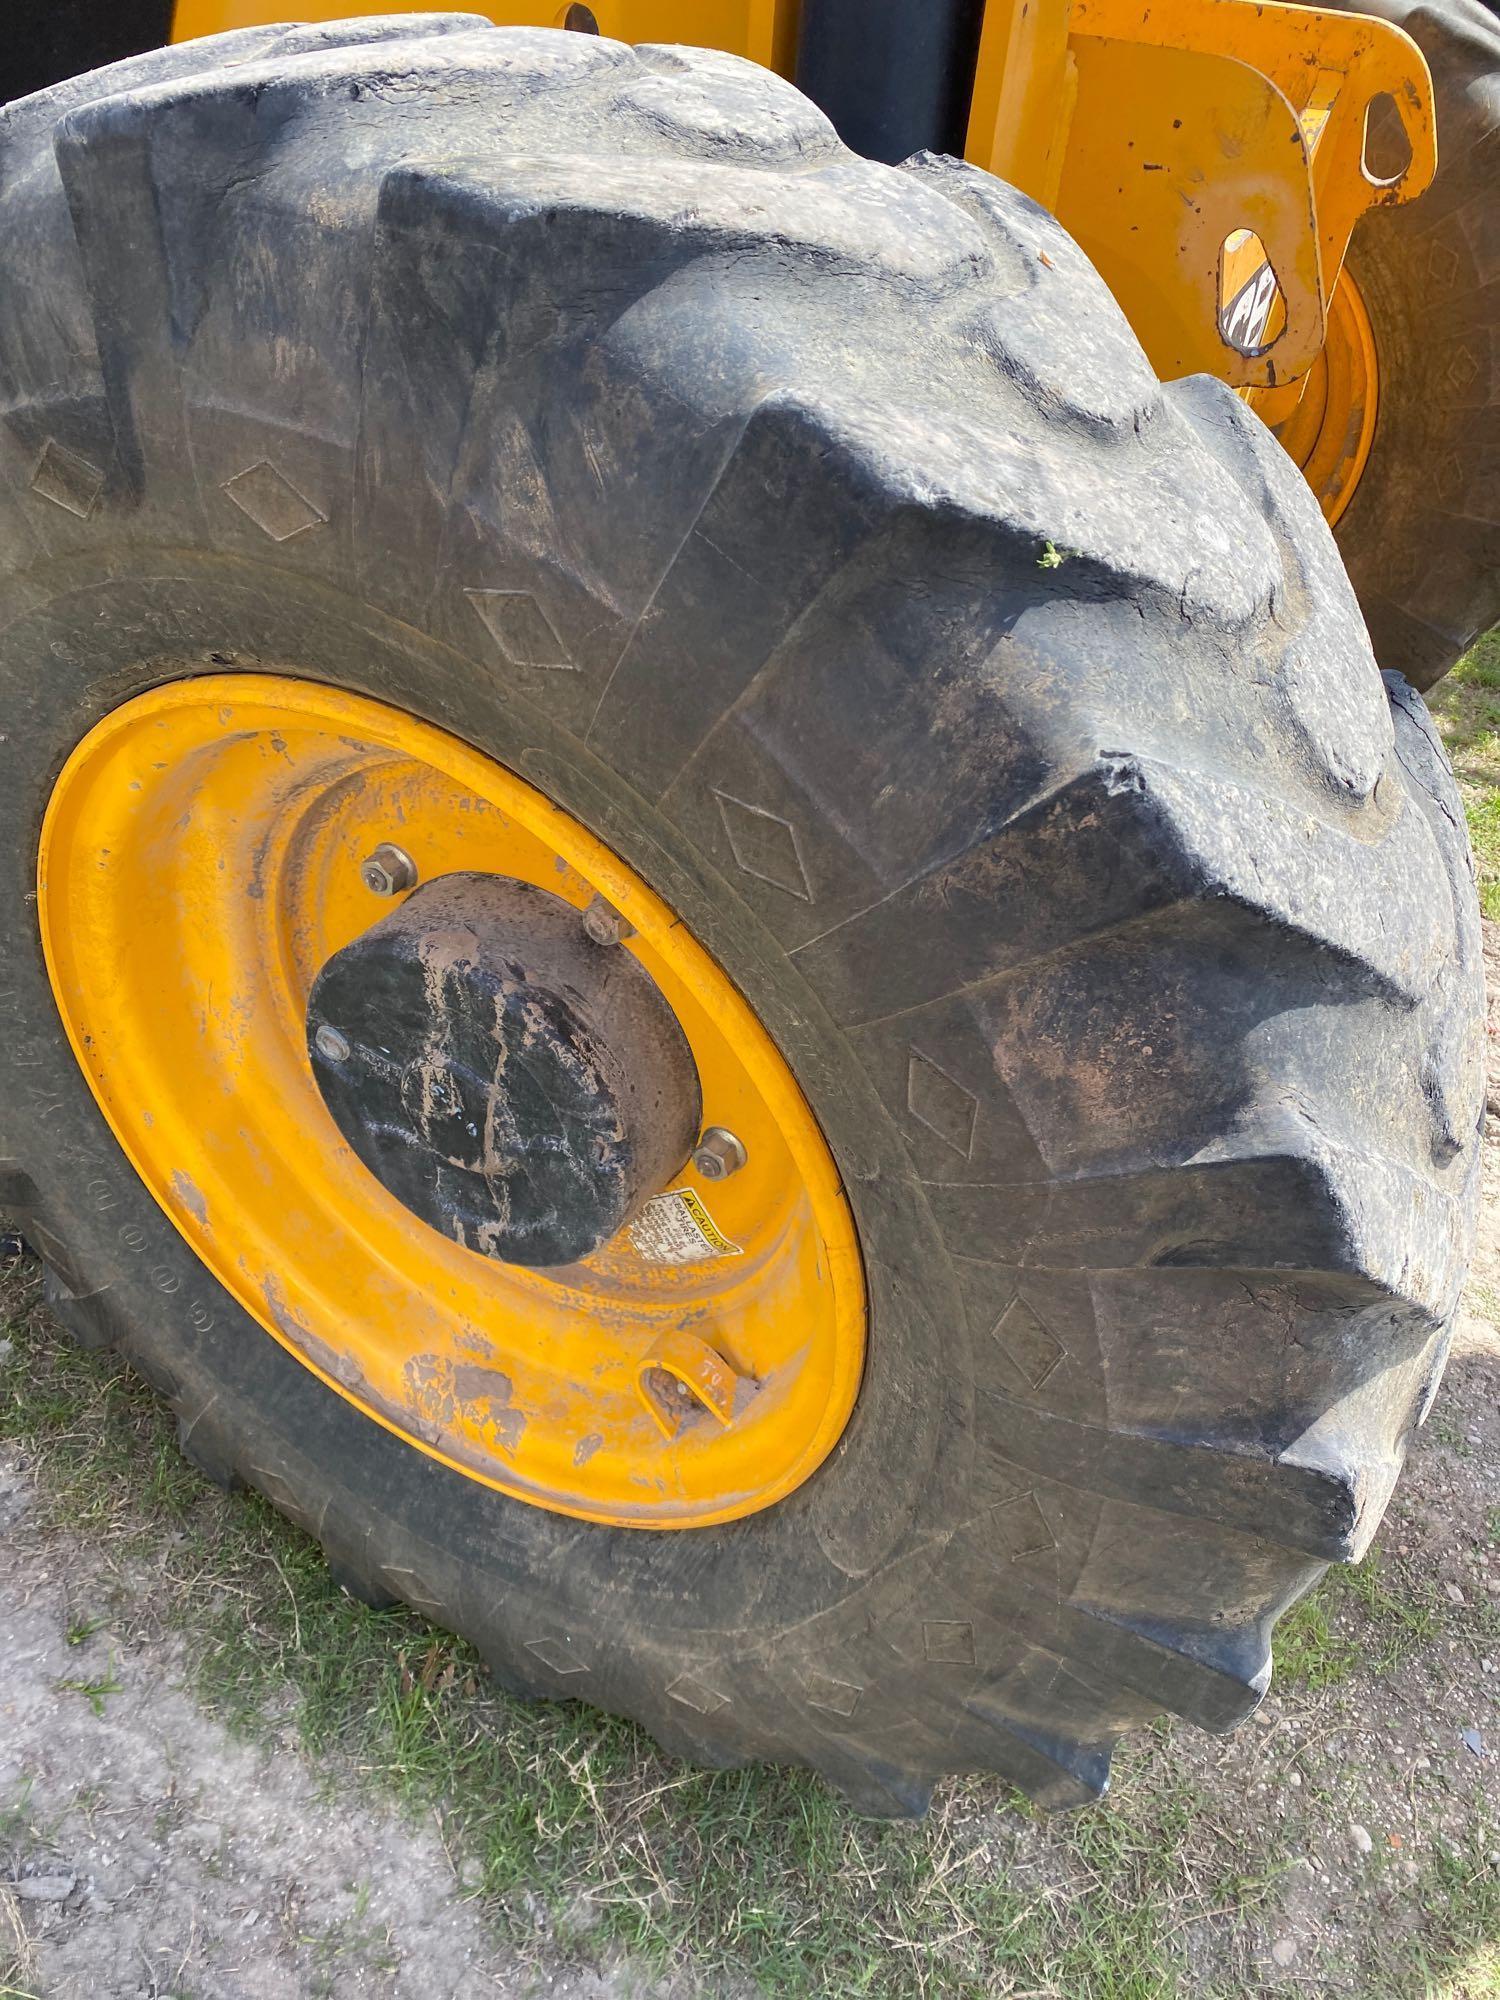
[171,0,801,72]
[965,0,1434,388]
[638,1326,749,1439]
[1255,265,1380,528]
[969,0,1076,214]
[39,676,865,1529]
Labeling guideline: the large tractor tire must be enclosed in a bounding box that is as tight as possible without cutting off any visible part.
[1298,0,1500,688]
[0,19,1484,1815]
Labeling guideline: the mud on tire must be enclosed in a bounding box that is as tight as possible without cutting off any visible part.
[0,17,1484,1814]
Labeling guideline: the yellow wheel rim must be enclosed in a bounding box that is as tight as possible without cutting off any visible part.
[38,676,866,1528]
[1255,267,1380,531]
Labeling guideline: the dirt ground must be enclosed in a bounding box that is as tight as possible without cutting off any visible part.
[0,1534,629,2000]
[1,917,1497,1998]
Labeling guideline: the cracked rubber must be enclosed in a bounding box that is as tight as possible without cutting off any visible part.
[0,18,1484,1816]
[1322,0,1500,688]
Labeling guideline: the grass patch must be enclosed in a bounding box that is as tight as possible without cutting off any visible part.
[0,1790,42,2000]
[1276,1558,1439,1693]
[1463,795,1500,925]
[1375,1827,1500,1998]
[52,1665,124,1720]
[0,1888,39,2000]
[1275,1583,1361,1692]
[1429,629,1500,919]
[3,1256,1497,1998]
[0,1922,41,2000]
[1429,628,1500,756]
[1,1279,1237,1999]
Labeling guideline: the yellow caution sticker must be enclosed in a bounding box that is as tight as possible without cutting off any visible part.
[628,1187,742,1265]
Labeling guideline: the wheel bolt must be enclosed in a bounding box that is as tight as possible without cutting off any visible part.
[315,1024,351,1064]
[691,1126,747,1181]
[360,843,418,896]
[582,895,634,947]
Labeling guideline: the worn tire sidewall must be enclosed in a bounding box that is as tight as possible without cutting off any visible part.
[0,548,1023,1646]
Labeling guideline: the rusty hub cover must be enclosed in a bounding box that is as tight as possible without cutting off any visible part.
[306,873,702,1267]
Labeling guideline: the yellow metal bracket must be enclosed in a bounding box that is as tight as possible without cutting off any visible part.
[966,0,1436,387]
[638,1328,757,1440]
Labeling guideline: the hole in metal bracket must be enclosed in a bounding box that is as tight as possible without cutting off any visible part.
[1218,229,1286,357]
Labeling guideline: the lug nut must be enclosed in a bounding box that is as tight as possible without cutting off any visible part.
[315,1024,351,1063]
[582,894,635,947]
[691,1126,747,1181]
[360,842,418,897]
